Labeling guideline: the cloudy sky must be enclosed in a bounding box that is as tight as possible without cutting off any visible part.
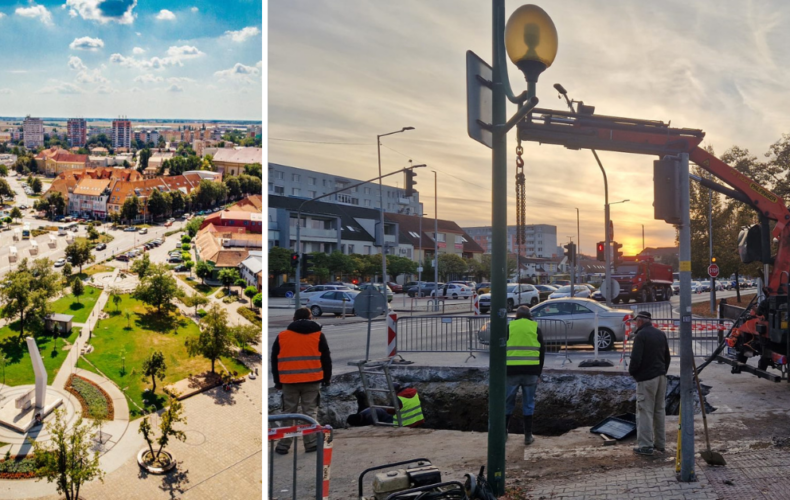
[268,0,790,257]
[0,0,262,120]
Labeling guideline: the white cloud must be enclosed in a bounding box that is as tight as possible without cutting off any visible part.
[110,46,203,71]
[65,0,137,25]
[95,85,116,94]
[68,9,77,18]
[129,87,142,93]
[191,7,198,13]
[133,74,163,84]
[167,84,184,93]
[132,47,145,55]
[8,70,27,74]
[156,9,175,21]
[37,82,83,95]
[0,13,6,19]
[224,26,261,43]
[69,36,105,51]
[68,56,87,71]
[0,89,12,94]
[214,63,261,83]
[76,69,108,84]
[15,4,52,26]
[167,77,195,84]
[166,46,203,59]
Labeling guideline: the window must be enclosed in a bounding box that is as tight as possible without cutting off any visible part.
[308,177,316,185]
[337,193,352,203]
[435,233,445,242]
[409,231,420,238]
[274,186,284,195]
[346,226,357,232]
[572,304,593,315]
[347,244,354,253]
[364,187,370,195]
[308,190,317,198]
[292,188,300,196]
[292,174,300,182]
[460,236,468,243]
[364,200,371,207]
[364,245,371,254]
[274,171,284,180]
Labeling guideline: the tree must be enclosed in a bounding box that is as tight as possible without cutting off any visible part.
[138,148,151,172]
[438,253,467,281]
[244,286,258,301]
[169,190,186,214]
[184,260,194,275]
[0,165,7,177]
[109,211,121,227]
[9,206,22,222]
[218,268,240,293]
[237,174,262,195]
[109,288,122,312]
[87,225,99,240]
[225,176,242,199]
[269,246,294,278]
[141,350,167,393]
[180,292,209,316]
[31,177,42,194]
[230,323,261,349]
[35,191,67,219]
[0,178,13,204]
[131,253,151,278]
[0,258,62,341]
[138,389,186,465]
[71,277,84,304]
[185,303,232,373]
[62,262,72,278]
[244,163,262,178]
[195,260,214,284]
[185,217,205,238]
[124,311,132,328]
[65,240,93,274]
[388,255,418,283]
[31,409,105,500]
[132,263,182,314]
[121,195,141,224]
[252,293,262,309]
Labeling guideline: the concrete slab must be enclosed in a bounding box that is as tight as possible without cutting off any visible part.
[0,386,66,434]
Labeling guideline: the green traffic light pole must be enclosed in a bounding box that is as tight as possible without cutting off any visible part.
[487,2,554,494]
[293,164,426,309]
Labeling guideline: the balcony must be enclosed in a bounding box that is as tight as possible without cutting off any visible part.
[300,227,339,239]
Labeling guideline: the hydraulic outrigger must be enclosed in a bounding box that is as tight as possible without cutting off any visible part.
[519,106,790,382]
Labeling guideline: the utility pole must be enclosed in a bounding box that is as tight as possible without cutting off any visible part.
[576,208,580,284]
[568,236,575,296]
[433,170,439,310]
[709,172,715,313]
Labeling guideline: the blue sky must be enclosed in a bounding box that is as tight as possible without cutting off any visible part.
[268,0,790,254]
[0,0,262,120]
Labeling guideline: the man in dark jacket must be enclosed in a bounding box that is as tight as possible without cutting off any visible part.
[271,307,332,455]
[629,311,671,456]
[506,306,545,445]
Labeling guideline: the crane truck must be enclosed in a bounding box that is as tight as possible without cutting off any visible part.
[612,256,674,304]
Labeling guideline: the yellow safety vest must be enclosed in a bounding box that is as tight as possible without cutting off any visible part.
[393,392,424,427]
[506,319,541,366]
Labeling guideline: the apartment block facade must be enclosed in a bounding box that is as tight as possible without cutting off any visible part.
[23,116,44,149]
[112,119,132,149]
[463,224,559,259]
[67,118,87,148]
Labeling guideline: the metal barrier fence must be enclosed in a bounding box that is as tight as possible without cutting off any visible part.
[395,315,570,360]
[268,414,333,500]
[621,318,733,359]
[624,300,674,319]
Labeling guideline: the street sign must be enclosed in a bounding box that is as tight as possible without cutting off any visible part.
[466,50,493,149]
[708,264,720,278]
[285,291,294,299]
[354,288,387,319]
[600,279,620,299]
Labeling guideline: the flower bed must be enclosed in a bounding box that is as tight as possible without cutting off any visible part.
[65,374,115,421]
[0,455,38,479]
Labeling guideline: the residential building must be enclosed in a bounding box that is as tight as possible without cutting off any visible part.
[239,251,263,291]
[463,224,559,259]
[213,147,262,177]
[67,118,87,148]
[112,118,132,149]
[68,179,111,218]
[268,163,423,215]
[199,209,263,234]
[0,154,17,167]
[195,195,263,274]
[23,116,44,149]
[90,147,109,156]
[385,213,484,264]
[145,152,173,178]
[35,147,89,176]
[515,255,564,283]
[0,131,12,143]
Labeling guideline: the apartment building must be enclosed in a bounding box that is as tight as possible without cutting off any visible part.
[268,163,423,215]
[67,118,87,148]
[213,147,262,176]
[112,118,132,149]
[463,224,559,259]
[23,116,44,149]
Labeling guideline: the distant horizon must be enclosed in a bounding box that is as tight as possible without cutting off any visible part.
[0,116,262,125]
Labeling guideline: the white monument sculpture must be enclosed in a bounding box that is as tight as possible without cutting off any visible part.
[0,337,63,433]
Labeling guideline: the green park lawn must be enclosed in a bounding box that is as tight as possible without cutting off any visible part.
[49,287,100,324]
[177,275,220,296]
[0,325,80,387]
[77,294,248,417]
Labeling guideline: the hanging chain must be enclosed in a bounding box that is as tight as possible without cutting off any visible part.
[515,139,526,249]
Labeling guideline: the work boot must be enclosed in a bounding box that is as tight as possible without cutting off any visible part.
[352,387,369,413]
[505,415,511,441]
[524,415,535,445]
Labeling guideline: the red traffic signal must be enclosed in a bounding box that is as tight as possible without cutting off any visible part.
[290,252,299,268]
[596,241,605,261]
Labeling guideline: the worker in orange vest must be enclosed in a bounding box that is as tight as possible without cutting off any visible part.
[271,307,332,455]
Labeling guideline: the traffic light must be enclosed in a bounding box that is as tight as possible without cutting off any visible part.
[290,252,299,269]
[654,157,681,225]
[404,169,418,197]
[613,241,623,262]
[596,241,605,262]
[564,242,576,266]
[301,253,315,276]
[711,257,717,263]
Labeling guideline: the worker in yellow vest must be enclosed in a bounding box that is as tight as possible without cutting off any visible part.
[271,307,332,455]
[391,383,424,427]
[506,306,545,445]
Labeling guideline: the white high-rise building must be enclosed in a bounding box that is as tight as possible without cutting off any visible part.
[112,118,132,149]
[23,116,44,149]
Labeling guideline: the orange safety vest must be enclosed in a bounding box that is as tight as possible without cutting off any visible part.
[277,330,324,384]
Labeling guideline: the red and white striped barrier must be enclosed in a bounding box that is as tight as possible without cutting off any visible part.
[651,321,732,333]
[321,429,333,500]
[387,311,398,357]
[268,424,333,499]
[473,293,480,316]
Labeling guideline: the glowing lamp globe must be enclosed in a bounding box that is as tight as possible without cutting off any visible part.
[505,4,558,82]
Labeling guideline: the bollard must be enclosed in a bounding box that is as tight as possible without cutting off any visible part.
[473,292,480,316]
[387,311,397,358]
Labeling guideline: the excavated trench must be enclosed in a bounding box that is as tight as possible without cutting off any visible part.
[267,367,713,436]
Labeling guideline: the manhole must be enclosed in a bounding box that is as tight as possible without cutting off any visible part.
[267,367,714,436]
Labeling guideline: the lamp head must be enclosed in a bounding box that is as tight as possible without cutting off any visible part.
[402,127,415,131]
[553,83,567,95]
[505,4,558,83]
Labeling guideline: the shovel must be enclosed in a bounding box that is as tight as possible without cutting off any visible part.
[692,357,726,466]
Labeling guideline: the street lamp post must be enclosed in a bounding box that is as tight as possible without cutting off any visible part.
[433,170,439,309]
[575,208,580,283]
[377,127,415,288]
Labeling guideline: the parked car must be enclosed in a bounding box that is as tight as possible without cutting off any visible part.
[407,282,444,298]
[477,298,631,350]
[672,281,681,294]
[478,284,539,313]
[306,290,362,317]
[534,284,558,302]
[403,281,424,292]
[476,282,491,294]
[548,285,592,300]
[430,283,475,299]
[270,282,309,297]
[53,258,66,267]
[449,280,477,289]
[167,256,183,264]
[164,221,173,227]
[326,281,360,290]
[96,243,107,251]
[138,228,148,235]
[386,282,403,294]
[116,254,130,262]
[358,283,394,302]
[124,227,137,232]
[299,284,352,304]
[173,264,189,272]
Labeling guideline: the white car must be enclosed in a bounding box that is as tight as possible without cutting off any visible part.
[548,285,592,300]
[430,283,475,299]
[53,258,66,267]
[299,284,351,304]
[478,284,540,313]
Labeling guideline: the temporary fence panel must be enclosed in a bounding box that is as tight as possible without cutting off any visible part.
[625,301,675,319]
[268,413,333,500]
[620,318,733,359]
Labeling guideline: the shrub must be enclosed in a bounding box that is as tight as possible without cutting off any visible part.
[181,235,191,244]
[181,243,190,251]
[196,309,207,318]
[65,375,114,421]
[181,251,190,261]
[0,455,38,479]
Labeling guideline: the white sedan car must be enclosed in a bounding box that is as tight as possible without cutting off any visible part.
[430,283,475,299]
[54,258,66,267]
[548,285,592,300]
[299,284,352,304]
